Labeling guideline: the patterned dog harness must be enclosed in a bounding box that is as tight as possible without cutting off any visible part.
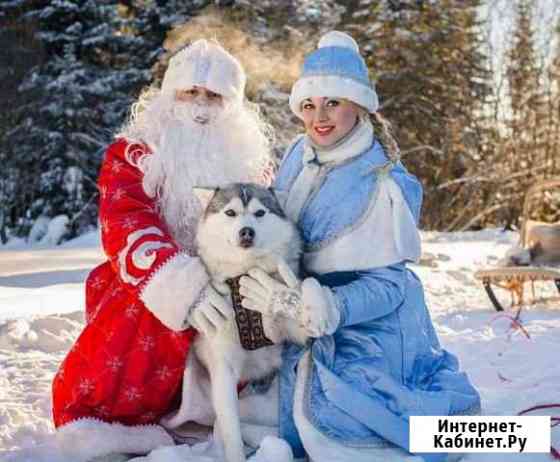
[226,276,274,350]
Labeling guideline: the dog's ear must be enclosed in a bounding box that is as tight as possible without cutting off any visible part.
[268,188,289,214]
[193,186,217,210]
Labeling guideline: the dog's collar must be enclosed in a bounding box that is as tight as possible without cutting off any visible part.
[226,276,274,351]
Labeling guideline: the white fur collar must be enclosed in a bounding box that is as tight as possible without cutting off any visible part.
[303,118,374,166]
[285,119,374,223]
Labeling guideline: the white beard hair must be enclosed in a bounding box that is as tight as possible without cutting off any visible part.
[119,94,272,250]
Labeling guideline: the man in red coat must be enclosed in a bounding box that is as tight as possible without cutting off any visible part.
[51,39,273,458]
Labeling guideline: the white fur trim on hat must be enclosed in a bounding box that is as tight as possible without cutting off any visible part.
[318,30,359,52]
[161,39,246,103]
[290,74,379,118]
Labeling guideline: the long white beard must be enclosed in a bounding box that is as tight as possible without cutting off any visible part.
[120,95,272,249]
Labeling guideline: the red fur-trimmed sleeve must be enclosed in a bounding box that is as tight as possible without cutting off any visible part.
[98,139,209,330]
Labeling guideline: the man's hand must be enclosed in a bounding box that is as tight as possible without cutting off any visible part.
[186,284,234,336]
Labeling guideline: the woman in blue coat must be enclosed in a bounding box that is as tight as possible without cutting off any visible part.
[239,31,480,461]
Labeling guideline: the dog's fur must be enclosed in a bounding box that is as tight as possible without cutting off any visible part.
[192,183,307,462]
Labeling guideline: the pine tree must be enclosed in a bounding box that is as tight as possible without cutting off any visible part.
[1,0,212,240]
[0,0,46,241]
[495,0,548,227]
[344,0,493,230]
[547,23,560,178]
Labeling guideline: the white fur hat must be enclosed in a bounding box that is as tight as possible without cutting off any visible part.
[161,39,246,103]
[290,31,379,118]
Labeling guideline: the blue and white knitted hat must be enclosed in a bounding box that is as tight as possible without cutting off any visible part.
[289,31,379,118]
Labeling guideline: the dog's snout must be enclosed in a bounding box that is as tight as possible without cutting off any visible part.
[239,227,255,241]
[239,227,255,248]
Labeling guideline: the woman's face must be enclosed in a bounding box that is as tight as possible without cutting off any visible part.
[301,97,361,147]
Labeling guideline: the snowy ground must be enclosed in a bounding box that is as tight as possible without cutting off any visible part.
[0,229,559,461]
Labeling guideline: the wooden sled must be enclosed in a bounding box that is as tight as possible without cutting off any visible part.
[475,267,560,311]
[474,178,560,311]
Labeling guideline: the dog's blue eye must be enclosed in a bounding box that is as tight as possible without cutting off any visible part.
[225,209,236,217]
[255,210,266,218]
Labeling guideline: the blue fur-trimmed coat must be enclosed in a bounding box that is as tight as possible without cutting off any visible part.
[274,135,481,462]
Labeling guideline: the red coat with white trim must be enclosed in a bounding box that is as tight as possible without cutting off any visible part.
[52,139,210,427]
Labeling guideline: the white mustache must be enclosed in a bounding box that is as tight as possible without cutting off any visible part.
[172,102,222,125]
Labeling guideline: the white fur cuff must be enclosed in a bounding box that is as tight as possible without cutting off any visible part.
[50,418,173,461]
[140,253,209,331]
[301,278,341,337]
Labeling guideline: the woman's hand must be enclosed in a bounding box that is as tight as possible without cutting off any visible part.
[239,259,302,319]
[239,260,341,337]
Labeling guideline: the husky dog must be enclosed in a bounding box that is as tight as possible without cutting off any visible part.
[192,183,307,462]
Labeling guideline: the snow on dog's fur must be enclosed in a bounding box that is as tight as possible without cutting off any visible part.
[192,183,306,462]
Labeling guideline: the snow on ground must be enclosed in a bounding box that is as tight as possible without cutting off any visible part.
[0,229,559,461]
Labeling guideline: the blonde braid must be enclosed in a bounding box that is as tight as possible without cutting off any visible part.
[370,112,400,163]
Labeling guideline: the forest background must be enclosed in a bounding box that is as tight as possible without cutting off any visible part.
[1,0,560,243]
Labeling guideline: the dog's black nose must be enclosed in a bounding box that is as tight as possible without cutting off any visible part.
[239,227,255,248]
[239,227,255,241]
